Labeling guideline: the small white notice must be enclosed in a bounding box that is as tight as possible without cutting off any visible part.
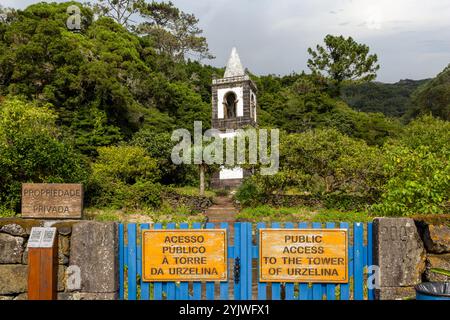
[27,227,57,248]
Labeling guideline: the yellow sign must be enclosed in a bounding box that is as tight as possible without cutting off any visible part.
[259,229,348,283]
[142,229,227,282]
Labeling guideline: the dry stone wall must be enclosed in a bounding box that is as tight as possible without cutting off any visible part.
[417,220,450,284]
[1,216,448,300]
[374,217,450,300]
[0,219,118,300]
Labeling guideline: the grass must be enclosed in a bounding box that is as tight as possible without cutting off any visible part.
[282,187,311,196]
[236,205,374,223]
[410,214,450,227]
[84,202,207,224]
[0,206,16,218]
[92,210,121,222]
[83,186,214,223]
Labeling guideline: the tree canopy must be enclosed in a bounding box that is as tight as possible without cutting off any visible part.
[407,64,450,121]
[307,35,380,96]
[95,0,213,61]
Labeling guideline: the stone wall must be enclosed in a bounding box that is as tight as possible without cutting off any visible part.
[0,219,118,300]
[241,193,372,211]
[416,217,450,284]
[163,191,213,212]
[2,216,448,300]
[373,216,450,300]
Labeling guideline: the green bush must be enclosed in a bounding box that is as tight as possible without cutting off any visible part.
[88,145,162,209]
[322,193,372,211]
[0,205,16,218]
[371,145,449,216]
[0,98,88,214]
[131,130,176,181]
[214,189,229,197]
[279,129,387,196]
[236,205,372,223]
[130,129,199,186]
[237,128,386,208]
[125,181,163,209]
[234,178,266,207]
[371,116,450,216]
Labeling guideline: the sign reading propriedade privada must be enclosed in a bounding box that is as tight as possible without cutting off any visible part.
[259,229,348,283]
[22,183,83,219]
[142,229,227,282]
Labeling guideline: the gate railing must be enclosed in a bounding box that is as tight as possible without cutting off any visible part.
[119,222,374,300]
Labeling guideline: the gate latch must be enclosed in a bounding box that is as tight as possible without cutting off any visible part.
[234,257,240,284]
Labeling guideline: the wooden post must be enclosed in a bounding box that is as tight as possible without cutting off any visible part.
[27,227,58,300]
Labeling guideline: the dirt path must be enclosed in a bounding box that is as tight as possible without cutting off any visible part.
[204,195,240,298]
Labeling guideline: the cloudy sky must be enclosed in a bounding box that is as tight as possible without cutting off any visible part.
[2,0,450,82]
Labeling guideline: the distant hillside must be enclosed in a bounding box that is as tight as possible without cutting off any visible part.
[341,79,429,117]
[406,65,450,121]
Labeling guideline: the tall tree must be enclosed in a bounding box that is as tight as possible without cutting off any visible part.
[94,0,143,27]
[307,35,380,96]
[94,0,213,61]
[0,5,15,24]
[137,1,214,61]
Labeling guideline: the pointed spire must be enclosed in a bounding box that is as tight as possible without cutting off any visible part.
[224,47,245,78]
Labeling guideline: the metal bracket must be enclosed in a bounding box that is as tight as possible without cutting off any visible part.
[233,257,240,284]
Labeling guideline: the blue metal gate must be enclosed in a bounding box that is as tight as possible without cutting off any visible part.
[119,222,374,300]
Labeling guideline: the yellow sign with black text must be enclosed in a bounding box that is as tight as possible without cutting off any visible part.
[142,229,227,282]
[259,229,348,283]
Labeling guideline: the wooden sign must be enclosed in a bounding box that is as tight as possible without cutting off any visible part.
[259,229,348,283]
[22,183,83,219]
[142,229,227,282]
[28,227,58,300]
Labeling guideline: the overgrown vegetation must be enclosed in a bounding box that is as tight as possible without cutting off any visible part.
[0,2,448,219]
[236,116,449,216]
[236,206,372,224]
[0,98,88,216]
[341,79,428,117]
[407,65,450,121]
[84,203,207,224]
[88,145,162,209]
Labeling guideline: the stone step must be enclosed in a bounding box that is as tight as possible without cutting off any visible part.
[207,215,236,218]
[207,212,235,215]
[207,212,237,216]
[213,196,234,203]
[207,214,236,219]
[207,212,236,216]
[206,209,236,213]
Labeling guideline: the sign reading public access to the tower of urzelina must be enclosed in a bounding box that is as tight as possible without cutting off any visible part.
[259,229,348,283]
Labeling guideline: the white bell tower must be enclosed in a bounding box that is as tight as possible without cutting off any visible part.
[211,48,258,189]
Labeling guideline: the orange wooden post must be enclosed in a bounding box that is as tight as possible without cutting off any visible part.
[27,227,58,300]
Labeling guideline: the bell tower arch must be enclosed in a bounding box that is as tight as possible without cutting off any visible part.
[212,47,258,131]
